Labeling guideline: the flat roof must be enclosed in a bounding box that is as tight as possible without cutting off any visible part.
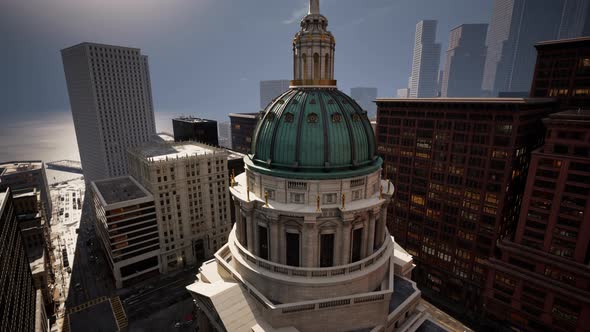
[12,188,38,199]
[0,191,6,210]
[0,161,43,176]
[375,97,556,104]
[226,149,247,160]
[61,41,141,53]
[549,109,590,121]
[536,36,590,47]
[156,133,175,142]
[136,142,218,161]
[173,117,216,123]
[229,113,258,119]
[93,176,150,205]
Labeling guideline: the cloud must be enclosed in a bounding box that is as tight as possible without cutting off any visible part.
[282,6,308,24]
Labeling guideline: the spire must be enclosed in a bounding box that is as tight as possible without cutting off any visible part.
[309,0,319,14]
[291,0,336,88]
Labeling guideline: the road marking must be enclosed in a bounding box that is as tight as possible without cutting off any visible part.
[110,296,129,331]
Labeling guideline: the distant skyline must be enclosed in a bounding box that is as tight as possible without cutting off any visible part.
[1,0,494,123]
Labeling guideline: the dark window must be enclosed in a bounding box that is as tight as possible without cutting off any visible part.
[242,217,248,247]
[286,232,300,267]
[258,225,269,260]
[351,228,363,262]
[320,233,335,267]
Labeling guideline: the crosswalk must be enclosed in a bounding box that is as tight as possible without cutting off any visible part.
[66,296,109,315]
[110,296,128,331]
[62,315,70,332]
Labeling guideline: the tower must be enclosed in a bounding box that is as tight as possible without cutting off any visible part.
[61,43,157,182]
[440,24,488,97]
[291,0,336,86]
[409,20,441,98]
[187,2,446,331]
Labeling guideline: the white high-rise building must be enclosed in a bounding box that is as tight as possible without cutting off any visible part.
[61,43,157,182]
[260,80,291,109]
[409,20,441,98]
[186,1,457,331]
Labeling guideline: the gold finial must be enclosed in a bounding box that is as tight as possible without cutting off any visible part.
[230,174,235,187]
[265,191,269,207]
[232,169,235,180]
[387,180,391,194]
[380,185,383,199]
[316,195,321,212]
[341,193,345,209]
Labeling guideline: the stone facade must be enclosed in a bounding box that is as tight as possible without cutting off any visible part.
[128,142,233,273]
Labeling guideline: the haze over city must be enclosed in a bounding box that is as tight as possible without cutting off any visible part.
[1,0,589,331]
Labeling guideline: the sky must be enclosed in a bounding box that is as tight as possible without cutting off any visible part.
[0,0,494,124]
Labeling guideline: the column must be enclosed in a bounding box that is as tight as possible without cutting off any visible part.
[334,223,343,265]
[247,209,256,253]
[366,212,376,255]
[303,217,316,267]
[341,219,352,264]
[278,222,286,265]
[270,218,279,263]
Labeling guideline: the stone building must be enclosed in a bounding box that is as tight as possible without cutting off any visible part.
[91,176,161,288]
[127,142,232,273]
[186,1,452,331]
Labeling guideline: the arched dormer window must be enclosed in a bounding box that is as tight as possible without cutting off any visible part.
[302,54,308,81]
[313,53,320,81]
[325,54,330,79]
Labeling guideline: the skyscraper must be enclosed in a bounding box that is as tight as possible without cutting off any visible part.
[61,43,157,182]
[0,188,47,331]
[376,97,558,323]
[229,113,259,154]
[481,0,564,97]
[530,37,590,109]
[217,121,232,149]
[172,117,219,146]
[350,87,378,118]
[558,0,590,39]
[410,20,441,98]
[186,1,453,331]
[484,110,590,331]
[260,80,291,109]
[441,24,488,97]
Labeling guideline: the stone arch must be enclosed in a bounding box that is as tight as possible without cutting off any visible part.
[324,54,330,79]
[302,54,308,80]
[313,53,320,81]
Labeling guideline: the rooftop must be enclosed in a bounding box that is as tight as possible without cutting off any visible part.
[0,191,6,211]
[536,36,590,47]
[229,112,258,119]
[375,97,556,104]
[154,132,175,142]
[173,116,216,124]
[134,142,219,162]
[92,176,150,205]
[389,276,419,314]
[61,41,141,53]
[548,109,590,121]
[0,161,43,176]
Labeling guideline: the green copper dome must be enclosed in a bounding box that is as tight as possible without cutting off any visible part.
[248,88,381,179]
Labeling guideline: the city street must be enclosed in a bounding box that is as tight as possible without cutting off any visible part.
[47,170,202,331]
